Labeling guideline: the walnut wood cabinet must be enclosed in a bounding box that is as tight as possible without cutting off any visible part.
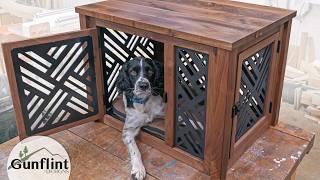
[1,0,296,179]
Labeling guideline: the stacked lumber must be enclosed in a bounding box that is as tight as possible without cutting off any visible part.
[301,90,320,124]
[283,30,320,123]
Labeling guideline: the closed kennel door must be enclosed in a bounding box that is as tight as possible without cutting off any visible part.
[2,29,104,139]
[230,33,280,162]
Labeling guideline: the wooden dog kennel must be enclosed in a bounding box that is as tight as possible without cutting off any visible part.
[1,0,296,179]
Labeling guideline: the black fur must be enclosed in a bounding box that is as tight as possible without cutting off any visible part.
[149,59,164,97]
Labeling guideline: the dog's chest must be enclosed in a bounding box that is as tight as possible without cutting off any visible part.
[135,96,163,114]
[125,95,165,125]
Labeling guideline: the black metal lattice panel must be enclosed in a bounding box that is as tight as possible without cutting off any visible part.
[11,36,98,136]
[99,27,163,113]
[236,44,273,141]
[175,47,208,159]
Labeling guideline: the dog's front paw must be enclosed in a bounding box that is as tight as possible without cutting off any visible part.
[131,163,146,180]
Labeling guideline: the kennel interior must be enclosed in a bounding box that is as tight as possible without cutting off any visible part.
[1,0,297,179]
[99,27,167,140]
[100,25,209,158]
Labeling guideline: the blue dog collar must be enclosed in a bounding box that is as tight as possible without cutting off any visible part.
[129,96,149,104]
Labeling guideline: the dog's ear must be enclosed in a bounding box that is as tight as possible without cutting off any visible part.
[151,60,164,92]
[116,63,131,93]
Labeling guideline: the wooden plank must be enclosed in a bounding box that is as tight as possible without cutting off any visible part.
[0,121,315,180]
[69,121,120,150]
[69,121,153,161]
[69,122,211,179]
[99,0,259,32]
[142,148,210,179]
[136,0,294,18]
[164,41,174,147]
[121,0,273,27]
[76,3,237,50]
[79,14,105,123]
[50,130,131,180]
[271,122,315,142]
[272,20,293,125]
[290,171,296,180]
[104,115,207,173]
[226,127,315,180]
[75,0,296,50]
[220,48,239,180]
[204,48,230,178]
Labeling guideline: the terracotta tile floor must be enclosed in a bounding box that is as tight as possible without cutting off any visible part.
[0,119,314,180]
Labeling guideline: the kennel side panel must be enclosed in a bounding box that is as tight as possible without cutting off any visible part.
[175,46,209,159]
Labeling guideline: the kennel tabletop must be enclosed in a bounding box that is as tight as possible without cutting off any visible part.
[75,0,296,50]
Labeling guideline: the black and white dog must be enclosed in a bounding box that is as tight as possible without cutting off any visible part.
[116,57,165,180]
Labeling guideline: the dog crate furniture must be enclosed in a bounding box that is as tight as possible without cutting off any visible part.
[1,0,296,179]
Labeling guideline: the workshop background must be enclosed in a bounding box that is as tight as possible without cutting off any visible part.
[0,0,319,179]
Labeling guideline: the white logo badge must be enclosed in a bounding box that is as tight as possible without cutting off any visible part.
[7,136,71,180]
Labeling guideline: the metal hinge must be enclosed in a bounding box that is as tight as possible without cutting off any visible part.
[277,41,281,53]
[269,102,273,113]
[97,30,102,48]
[163,92,168,103]
[232,102,240,118]
[102,94,106,105]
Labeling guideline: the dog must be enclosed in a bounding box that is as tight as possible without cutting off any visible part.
[116,56,165,180]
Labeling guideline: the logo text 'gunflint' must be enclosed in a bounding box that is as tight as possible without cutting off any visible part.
[7,136,71,180]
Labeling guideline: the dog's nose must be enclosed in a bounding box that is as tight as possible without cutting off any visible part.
[138,82,149,90]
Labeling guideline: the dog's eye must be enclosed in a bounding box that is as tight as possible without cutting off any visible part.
[129,70,137,76]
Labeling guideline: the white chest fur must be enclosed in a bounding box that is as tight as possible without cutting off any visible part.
[123,94,165,127]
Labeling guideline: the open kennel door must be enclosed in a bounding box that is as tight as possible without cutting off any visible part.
[1,29,104,139]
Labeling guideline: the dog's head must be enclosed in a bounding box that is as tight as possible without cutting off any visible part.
[116,57,164,103]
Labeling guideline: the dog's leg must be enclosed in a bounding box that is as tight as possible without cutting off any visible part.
[122,125,146,180]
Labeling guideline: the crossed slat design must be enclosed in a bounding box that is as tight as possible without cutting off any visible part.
[99,27,161,112]
[236,44,272,141]
[175,47,208,159]
[11,36,98,136]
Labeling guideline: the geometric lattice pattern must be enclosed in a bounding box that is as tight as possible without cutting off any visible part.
[99,27,163,113]
[175,47,208,159]
[11,36,98,136]
[236,44,272,141]
[99,27,165,139]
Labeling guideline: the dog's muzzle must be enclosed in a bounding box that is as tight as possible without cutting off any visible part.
[134,78,151,97]
[137,81,149,91]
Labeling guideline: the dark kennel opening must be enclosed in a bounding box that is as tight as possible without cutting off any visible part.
[99,27,165,140]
